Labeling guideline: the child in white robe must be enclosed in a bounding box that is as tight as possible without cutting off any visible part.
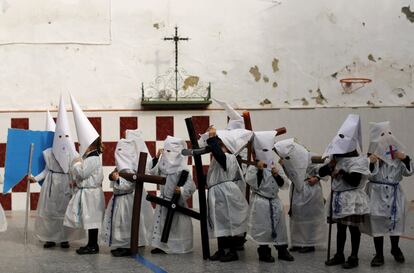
[364,121,413,266]
[201,127,251,262]
[274,138,326,253]
[101,130,154,257]
[30,105,84,248]
[64,95,105,255]
[149,136,196,254]
[321,114,370,269]
[246,131,294,262]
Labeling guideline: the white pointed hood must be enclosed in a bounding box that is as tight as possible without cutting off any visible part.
[199,128,253,155]
[53,96,78,173]
[125,128,153,172]
[159,136,187,174]
[323,114,362,157]
[274,138,310,191]
[214,98,244,130]
[368,121,405,167]
[45,110,56,132]
[115,138,138,172]
[253,131,277,167]
[70,94,99,156]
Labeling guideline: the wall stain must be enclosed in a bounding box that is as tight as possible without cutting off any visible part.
[182,76,199,90]
[249,66,261,82]
[153,22,165,29]
[259,98,272,106]
[402,6,414,23]
[222,70,228,75]
[284,100,290,105]
[272,58,279,73]
[311,88,328,105]
[392,88,406,98]
[301,98,309,106]
[273,82,278,88]
[263,75,269,83]
[362,22,366,26]
[368,54,376,62]
[366,100,375,106]
[331,72,338,78]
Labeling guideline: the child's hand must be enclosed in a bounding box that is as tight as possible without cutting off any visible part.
[69,181,76,188]
[394,151,406,160]
[257,160,265,170]
[271,166,278,176]
[27,175,36,183]
[156,148,164,158]
[306,176,319,186]
[369,154,378,164]
[207,126,216,138]
[175,186,181,193]
[278,158,284,166]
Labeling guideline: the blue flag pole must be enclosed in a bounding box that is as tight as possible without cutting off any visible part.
[24,143,35,245]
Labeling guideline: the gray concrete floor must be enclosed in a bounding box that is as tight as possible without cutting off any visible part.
[1,208,414,273]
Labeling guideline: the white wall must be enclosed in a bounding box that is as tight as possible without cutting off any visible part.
[0,0,414,110]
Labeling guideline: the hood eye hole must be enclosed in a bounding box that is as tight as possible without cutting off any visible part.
[338,134,344,139]
[285,156,290,160]
[381,133,385,136]
[65,135,69,137]
[59,135,62,138]
[166,150,171,153]
[388,132,392,135]
[118,148,122,151]
[262,149,269,152]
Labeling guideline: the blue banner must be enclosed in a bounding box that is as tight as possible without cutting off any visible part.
[3,129,54,193]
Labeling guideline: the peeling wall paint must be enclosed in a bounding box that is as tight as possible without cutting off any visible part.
[182,76,199,90]
[0,0,413,110]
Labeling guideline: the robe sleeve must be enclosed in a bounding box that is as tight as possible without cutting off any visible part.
[180,173,196,201]
[71,157,99,180]
[401,156,414,176]
[206,136,227,170]
[245,165,259,190]
[34,167,48,182]
[338,170,362,187]
[273,163,290,190]
[114,177,134,191]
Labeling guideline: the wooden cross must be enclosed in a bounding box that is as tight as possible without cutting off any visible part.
[145,170,201,243]
[164,26,189,97]
[119,152,166,256]
[184,117,210,260]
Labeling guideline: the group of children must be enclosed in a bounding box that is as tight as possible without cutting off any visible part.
[0,99,412,270]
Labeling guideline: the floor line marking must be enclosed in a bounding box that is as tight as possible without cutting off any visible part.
[133,254,168,273]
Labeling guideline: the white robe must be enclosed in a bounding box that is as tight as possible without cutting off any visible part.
[363,158,414,236]
[34,148,84,242]
[0,204,6,232]
[207,154,249,238]
[150,164,196,253]
[289,162,326,247]
[64,155,105,230]
[245,165,289,245]
[101,171,154,247]
[329,156,370,219]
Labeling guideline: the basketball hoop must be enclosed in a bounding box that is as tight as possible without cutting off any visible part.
[339,78,372,94]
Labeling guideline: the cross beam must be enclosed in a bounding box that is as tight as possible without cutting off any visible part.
[119,152,166,256]
[184,117,210,259]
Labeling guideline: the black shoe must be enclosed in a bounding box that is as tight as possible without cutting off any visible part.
[258,246,275,263]
[325,253,345,266]
[220,251,239,262]
[370,255,384,267]
[60,242,70,249]
[43,242,56,248]
[150,248,166,254]
[342,256,359,269]
[289,246,302,252]
[111,248,122,254]
[210,250,224,261]
[76,245,99,255]
[112,248,131,257]
[391,248,405,263]
[298,246,315,253]
[278,249,294,261]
